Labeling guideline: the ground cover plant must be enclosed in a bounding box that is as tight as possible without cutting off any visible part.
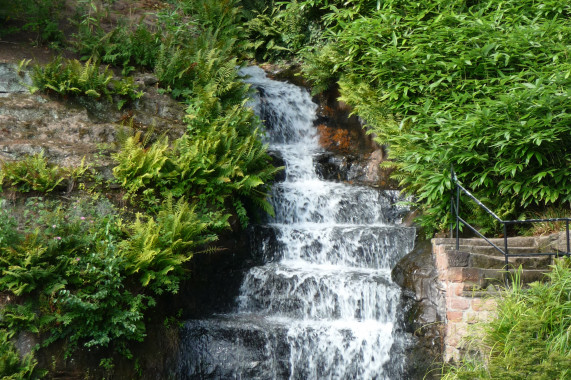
[0,152,69,193]
[29,57,143,109]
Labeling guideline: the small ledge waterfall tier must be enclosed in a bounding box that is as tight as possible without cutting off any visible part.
[176,67,416,379]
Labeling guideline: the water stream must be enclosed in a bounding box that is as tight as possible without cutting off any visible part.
[175,67,416,379]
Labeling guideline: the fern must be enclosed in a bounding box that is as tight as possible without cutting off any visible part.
[119,197,223,294]
[112,132,170,201]
[31,57,142,107]
[0,151,66,193]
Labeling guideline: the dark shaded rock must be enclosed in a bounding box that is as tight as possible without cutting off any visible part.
[314,151,399,188]
[175,316,290,380]
[268,149,286,182]
[249,225,282,264]
[167,228,255,320]
[392,239,446,379]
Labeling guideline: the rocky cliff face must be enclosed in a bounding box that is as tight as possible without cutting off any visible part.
[0,63,186,176]
[312,86,399,189]
[392,239,446,379]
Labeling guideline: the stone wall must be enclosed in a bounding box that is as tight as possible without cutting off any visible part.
[392,239,446,379]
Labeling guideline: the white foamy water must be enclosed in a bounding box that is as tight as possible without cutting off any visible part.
[177,67,415,379]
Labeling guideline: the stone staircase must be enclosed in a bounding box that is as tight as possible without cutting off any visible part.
[435,235,566,295]
[432,233,568,361]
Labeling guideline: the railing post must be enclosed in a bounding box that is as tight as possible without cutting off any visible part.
[455,184,460,250]
[503,223,509,288]
[566,220,570,256]
[450,166,455,239]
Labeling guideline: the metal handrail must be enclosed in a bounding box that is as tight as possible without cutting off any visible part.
[449,166,570,286]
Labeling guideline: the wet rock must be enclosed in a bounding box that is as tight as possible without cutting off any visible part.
[313,85,377,153]
[314,150,399,188]
[267,149,286,182]
[177,316,290,380]
[249,225,282,264]
[392,239,446,379]
[314,152,350,181]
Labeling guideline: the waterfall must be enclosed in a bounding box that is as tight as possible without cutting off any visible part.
[175,67,416,379]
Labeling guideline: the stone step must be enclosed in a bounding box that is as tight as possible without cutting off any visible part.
[444,244,539,257]
[449,267,550,291]
[469,253,552,270]
[460,237,538,248]
[434,237,538,248]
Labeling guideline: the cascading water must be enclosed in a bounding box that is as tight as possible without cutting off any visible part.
[175,67,416,379]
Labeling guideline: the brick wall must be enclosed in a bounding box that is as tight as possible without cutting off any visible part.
[433,239,493,360]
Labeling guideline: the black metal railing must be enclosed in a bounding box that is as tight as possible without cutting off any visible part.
[449,166,570,286]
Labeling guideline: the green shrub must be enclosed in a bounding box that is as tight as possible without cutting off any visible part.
[112,132,170,205]
[113,110,280,225]
[0,0,280,371]
[301,0,571,234]
[119,196,224,294]
[179,0,243,40]
[0,0,64,45]
[242,0,383,61]
[0,152,66,193]
[50,237,152,352]
[76,22,162,74]
[117,0,281,226]
[30,57,143,108]
[154,29,245,101]
[243,3,308,61]
[0,197,203,358]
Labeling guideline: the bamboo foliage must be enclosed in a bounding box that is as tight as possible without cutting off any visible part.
[302,0,571,233]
